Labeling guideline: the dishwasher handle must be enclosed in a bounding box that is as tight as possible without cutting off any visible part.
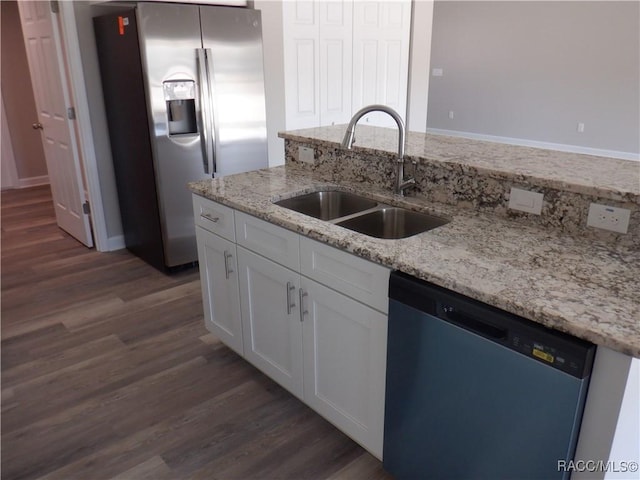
[440,304,508,341]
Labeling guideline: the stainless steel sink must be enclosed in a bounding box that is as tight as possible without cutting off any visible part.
[336,207,450,239]
[275,190,378,221]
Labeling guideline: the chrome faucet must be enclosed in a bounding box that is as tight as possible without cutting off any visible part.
[341,104,415,196]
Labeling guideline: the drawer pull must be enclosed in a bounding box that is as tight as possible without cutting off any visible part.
[201,212,220,223]
[299,288,308,321]
[286,281,296,314]
[223,251,234,279]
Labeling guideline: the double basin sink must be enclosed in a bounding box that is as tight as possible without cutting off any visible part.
[275,190,449,239]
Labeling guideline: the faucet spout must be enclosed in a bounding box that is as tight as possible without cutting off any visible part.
[341,104,413,196]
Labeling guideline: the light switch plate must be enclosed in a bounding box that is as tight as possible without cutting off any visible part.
[508,187,544,215]
[298,146,314,164]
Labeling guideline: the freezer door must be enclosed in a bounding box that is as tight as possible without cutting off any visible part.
[136,3,206,267]
[199,6,268,177]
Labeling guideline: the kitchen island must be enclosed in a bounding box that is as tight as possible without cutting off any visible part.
[189,126,639,477]
[190,131,639,356]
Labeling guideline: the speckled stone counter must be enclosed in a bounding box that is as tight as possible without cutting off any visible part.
[281,125,640,248]
[189,163,640,358]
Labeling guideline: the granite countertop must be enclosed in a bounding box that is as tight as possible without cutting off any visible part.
[281,125,640,202]
[189,163,640,358]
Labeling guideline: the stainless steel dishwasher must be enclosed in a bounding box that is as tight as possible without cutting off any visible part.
[384,272,596,480]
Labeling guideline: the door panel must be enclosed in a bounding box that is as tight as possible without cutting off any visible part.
[18,1,93,246]
[200,5,268,176]
[237,247,303,399]
[283,1,320,129]
[196,227,243,355]
[319,0,353,126]
[302,277,387,458]
[352,0,411,128]
[135,3,203,267]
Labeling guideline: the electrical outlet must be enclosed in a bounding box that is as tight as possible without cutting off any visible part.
[298,146,314,164]
[587,203,630,234]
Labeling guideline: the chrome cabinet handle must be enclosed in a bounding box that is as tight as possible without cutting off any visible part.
[286,281,296,314]
[223,251,233,279]
[32,122,43,130]
[201,212,219,223]
[299,288,308,321]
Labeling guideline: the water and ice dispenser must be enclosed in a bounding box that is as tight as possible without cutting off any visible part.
[163,80,197,135]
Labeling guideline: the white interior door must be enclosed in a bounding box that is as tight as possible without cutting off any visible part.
[283,0,321,129]
[319,0,353,126]
[17,1,93,247]
[352,0,411,127]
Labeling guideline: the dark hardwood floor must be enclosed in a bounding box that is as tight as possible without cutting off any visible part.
[1,185,391,480]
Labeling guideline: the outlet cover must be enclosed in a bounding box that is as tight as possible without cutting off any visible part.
[587,203,630,234]
[508,187,544,215]
[298,146,314,164]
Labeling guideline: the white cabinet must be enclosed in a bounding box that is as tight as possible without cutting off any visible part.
[237,246,304,399]
[301,277,387,456]
[194,196,243,356]
[235,210,300,271]
[196,228,243,356]
[300,236,390,313]
[193,194,390,458]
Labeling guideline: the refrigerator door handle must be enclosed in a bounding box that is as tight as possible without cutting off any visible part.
[196,48,215,175]
[204,48,218,174]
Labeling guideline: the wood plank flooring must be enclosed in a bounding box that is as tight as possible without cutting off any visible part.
[1,186,392,480]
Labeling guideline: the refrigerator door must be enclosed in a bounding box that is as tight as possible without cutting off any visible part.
[200,6,268,177]
[136,3,206,267]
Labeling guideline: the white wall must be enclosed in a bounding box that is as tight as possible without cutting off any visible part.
[574,348,639,480]
[406,0,433,132]
[254,0,287,166]
[604,358,640,480]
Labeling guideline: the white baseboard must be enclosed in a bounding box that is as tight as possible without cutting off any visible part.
[426,128,640,162]
[18,175,50,188]
[106,234,125,251]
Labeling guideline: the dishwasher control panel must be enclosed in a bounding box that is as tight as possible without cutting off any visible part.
[391,271,596,380]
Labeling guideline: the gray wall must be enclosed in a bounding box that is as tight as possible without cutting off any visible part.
[427,1,640,155]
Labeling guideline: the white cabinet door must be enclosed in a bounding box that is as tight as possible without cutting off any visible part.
[237,246,304,399]
[196,227,243,356]
[301,277,388,459]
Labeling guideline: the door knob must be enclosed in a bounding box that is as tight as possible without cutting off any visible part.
[32,122,43,130]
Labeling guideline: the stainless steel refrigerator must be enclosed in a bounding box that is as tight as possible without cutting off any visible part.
[94,2,268,271]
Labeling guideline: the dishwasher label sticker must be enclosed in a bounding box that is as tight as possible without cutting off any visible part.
[532,348,555,364]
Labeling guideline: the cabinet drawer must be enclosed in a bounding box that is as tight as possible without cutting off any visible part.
[235,211,300,271]
[300,237,390,313]
[193,195,236,242]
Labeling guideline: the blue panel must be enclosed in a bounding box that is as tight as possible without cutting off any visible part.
[384,300,590,480]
